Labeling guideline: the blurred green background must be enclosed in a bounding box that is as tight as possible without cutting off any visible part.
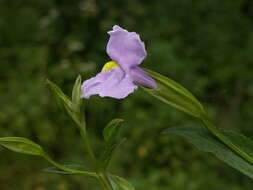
[1,0,253,189]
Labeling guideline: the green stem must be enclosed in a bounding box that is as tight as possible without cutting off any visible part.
[97,172,114,190]
[79,127,99,169]
[43,154,97,178]
[78,109,113,190]
[200,113,253,165]
[80,128,114,190]
[76,105,99,170]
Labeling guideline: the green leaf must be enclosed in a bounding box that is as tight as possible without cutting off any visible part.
[43,164,87,175]
[103,119,124,143]
[143,69,205,118]
[47,79,81,127]
[72,75,82,110]
[0,137,44,156]
[222,130,253,158]
[109,174,135,190]
[46,79,72,111]
[164,126,253,179]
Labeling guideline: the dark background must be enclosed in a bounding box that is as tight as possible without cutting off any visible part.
[1,0,253,189]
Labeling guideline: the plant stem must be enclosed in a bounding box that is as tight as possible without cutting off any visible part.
[80,128,114,190]
[78,110,114,190]
[79,127,99,169]
[77,105,99,170]
[200,114,253,165]
[97,172,114,190]
[43,154,97,178]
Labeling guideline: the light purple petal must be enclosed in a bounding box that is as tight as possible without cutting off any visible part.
[81,67,138,99]
[81,25,157,100]
[130,66,157,89]
[106,25,147,71]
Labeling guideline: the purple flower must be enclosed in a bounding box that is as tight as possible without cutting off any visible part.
[81,25,157,99]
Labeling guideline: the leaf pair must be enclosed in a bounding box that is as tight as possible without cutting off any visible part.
[145,69,253,180]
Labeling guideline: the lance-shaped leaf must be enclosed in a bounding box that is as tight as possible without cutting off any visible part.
[0,137,97,178]
[46,79,72,111]
[0,137,44,156]
[47,79,81,127]
[142,69,205,118]
[109,174,135,190]
[144,70,253,171]
[163,126,253,179]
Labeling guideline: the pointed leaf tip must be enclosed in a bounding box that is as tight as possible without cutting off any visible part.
[0,137,44,156]
[46,79,71,105]
[72,75,82,108]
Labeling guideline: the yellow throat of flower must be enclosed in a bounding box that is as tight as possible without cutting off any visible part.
[102,61,119,72]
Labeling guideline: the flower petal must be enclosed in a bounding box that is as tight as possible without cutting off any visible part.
[130,66,157,89]
[81,67,138,99]
[106,25,147,71]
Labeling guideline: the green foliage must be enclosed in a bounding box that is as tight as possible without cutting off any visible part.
[0,136,97,178]
[71,75,82,111]
[144,68,253,176]
[47,79,72,112]
[43,164,88,175]
[0,137,44,156]
[101,137,126,170]
[164,126,253,179]
[103,119,124,143]
[143,69,205,117]
[110,175,135,190]
[47,79,83,128]
[101,119,126,169]
[1,0,253,189]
